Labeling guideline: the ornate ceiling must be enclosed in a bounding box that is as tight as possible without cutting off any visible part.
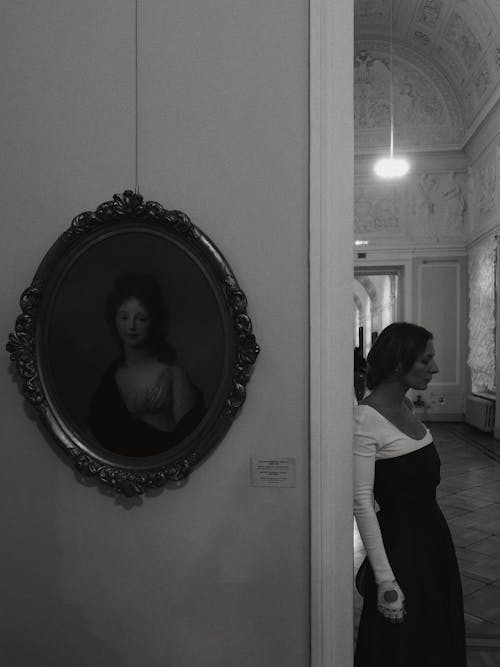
[354,0,500,150]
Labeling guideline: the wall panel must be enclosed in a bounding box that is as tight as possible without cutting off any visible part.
[415,258,467,418]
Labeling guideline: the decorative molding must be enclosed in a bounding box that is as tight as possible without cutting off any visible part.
[62,190,195,244]
[310,0,354,664]
[467,221,500,250]
[6,283,45,409]
[70,449,201,497]
[462,88,500,148]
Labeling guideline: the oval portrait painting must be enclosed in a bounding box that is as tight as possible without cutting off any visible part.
[7,192,259,497]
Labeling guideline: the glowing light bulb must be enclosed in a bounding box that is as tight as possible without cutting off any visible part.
[373,156,410,179]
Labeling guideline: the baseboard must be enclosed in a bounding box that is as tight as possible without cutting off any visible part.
[427,413,464,422]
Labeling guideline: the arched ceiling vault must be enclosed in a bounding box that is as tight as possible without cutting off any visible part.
[355,0,500,150]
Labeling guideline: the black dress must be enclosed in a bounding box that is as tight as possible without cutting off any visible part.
[355,443,466,667]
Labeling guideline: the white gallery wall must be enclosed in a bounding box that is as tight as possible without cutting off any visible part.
[1,2,310,665]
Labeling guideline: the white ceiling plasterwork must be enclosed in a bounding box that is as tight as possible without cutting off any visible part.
[355,41,463,151]
[355,0,500,142]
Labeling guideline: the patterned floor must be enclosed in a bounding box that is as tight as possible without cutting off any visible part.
[353,422,500,664]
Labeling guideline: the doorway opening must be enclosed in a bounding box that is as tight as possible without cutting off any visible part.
[354,266,404,358]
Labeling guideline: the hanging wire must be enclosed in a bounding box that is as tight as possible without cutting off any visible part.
[134,0,140,194]
[389,0,394,159]
[373,0,409,178]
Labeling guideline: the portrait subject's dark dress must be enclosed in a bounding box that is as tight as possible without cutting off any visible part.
[88,363,205,457]
[354,408,466,667]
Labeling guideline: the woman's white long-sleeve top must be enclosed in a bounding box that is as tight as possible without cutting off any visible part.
[353,404,433,584]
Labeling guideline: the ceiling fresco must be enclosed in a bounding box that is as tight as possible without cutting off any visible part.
[355,0,500,148]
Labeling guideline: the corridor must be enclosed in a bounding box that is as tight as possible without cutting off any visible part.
[354,422,500,664]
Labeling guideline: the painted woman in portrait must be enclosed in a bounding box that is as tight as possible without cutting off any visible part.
[89,273,205,457]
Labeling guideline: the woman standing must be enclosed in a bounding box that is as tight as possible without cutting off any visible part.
[89,273,205,457]
[354,322,466,666]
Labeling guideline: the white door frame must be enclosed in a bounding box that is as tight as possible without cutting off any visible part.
[309,0,354,665]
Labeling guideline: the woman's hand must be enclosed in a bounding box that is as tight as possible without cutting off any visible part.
[376,580,405,623]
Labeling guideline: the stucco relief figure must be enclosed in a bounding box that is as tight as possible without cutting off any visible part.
[89,273,205,457]
[419,0,442,29]
[354,53,391,130]
[355,185,401,234]
[478,163,496,217]
[466,167,476,234]
[354,50,376,127]
[413,31,430,47]
[468,0,494,40]
[397,80,416,123]
[444,13,482,69]
[463,92,474,123]
[443,173,466,236]
[363,56,445,131]
[355,49,374,83]
[354,188,373,233]
[475,68,490,99]
[397,70,445,132]
[413,173,440,240]
[356,0,385,19]
[372,199,399,231]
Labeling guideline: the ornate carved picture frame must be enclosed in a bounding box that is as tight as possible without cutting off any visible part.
[7,191,259,497]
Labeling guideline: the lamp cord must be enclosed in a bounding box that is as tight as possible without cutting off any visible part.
[389,0,394,159]
[134,0,140,194]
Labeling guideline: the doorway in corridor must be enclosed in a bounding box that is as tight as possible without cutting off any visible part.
[354,266,403,357]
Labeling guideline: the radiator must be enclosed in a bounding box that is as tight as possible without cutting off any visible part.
[465,395,495,433]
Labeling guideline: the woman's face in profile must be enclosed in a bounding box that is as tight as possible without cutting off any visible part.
[115,297,151,349]
[402,339,439,390]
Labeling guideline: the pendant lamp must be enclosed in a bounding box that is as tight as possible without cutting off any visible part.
[374,1,410,179]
